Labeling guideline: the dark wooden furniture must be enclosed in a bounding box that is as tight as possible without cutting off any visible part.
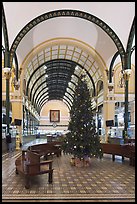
[15,150,53,189]
[124,138,135,144]
[101,143,135,166]
[28,141,62,159]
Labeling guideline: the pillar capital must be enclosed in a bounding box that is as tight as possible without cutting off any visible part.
[14,78,20,90]
[3,67,11,79]
[108,82,114,92]
[4,72,11,79]
[123,69,132,81]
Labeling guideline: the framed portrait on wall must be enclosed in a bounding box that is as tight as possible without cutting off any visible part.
[50,110,60,122]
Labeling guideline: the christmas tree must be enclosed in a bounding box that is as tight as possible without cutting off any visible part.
[63,74,103,160]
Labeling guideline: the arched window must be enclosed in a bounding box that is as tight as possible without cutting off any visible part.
[96,80,103,95]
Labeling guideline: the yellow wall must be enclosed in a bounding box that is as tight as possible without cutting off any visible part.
[2,68,16,101]
[114,64,135,94]
[40,100,70,131]
[12,101,23,121]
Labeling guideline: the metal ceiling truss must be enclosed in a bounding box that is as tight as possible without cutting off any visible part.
[26,59,95,112]
[2,4,135,129]
[30,73,76,102]
[39,88,73,108]
[9,9,126,69]
[2,4,9,55]
[33,76,76,104]
[26,59,76,96]
[126,17,135,55]
[35,84,74,108]
[31,73,79,105]
[109,18,135,83]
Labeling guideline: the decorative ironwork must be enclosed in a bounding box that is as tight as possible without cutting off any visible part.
[126,17,135,54]
[118,69,132,88]
[12,77,20,90]
[3,67,11,79]
[26,59,96,111]
[2,4,9,53]
[108,83,114,91]
[9,9,125,68]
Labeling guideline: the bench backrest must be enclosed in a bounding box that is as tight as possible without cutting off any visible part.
[101,143,135,158]
[26,150,40,174]
[29,141,62,154]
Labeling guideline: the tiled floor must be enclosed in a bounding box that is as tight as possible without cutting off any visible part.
[2,150,135,202]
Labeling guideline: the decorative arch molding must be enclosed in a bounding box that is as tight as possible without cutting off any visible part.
[20,37,108,98]
[113,63,135,94]
[2,4,9,53]
[109,45,135,83]
[22,37,107,72]
[26,59,96,99]
[126,17,135,55]
[96,80,104,96]
[108,17,135,83]
[9,9,126,68]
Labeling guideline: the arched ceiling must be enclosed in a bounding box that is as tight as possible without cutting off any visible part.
[24,39,103,112]
[3,2,135,68]
[2,2,135,115]
[3,2,135,49]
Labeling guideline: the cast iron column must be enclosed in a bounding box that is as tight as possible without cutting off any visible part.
[122,53,132,141]
[124,79,129,134]
[6,76,10,134]
[4,52,11,135]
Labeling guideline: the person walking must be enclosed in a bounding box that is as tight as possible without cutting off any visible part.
[6,133,12,152]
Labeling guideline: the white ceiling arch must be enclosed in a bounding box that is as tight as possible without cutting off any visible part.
[2,2,135,77]
[2,2,135,116]
[15,15,118,69]
[20,38,108,111]
[2,3,134,70]
[3,2,135,50]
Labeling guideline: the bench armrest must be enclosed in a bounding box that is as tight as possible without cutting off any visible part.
[25,160,53,174]
[40,160,53,165]
[26,159,53,166]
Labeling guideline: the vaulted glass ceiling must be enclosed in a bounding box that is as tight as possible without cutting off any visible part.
[24,43,102,113]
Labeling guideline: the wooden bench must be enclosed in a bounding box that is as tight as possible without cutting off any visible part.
[101,143,135,166]
[28,141,62,159]
[15,150,54,189]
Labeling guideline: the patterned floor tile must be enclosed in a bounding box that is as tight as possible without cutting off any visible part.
[2,150,135,201]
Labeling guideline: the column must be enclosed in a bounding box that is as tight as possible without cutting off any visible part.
[3,68,11,135]
[11,92,23,148]
[102,83,115,142]
[103,98,115,142]
[123,69,132,140]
